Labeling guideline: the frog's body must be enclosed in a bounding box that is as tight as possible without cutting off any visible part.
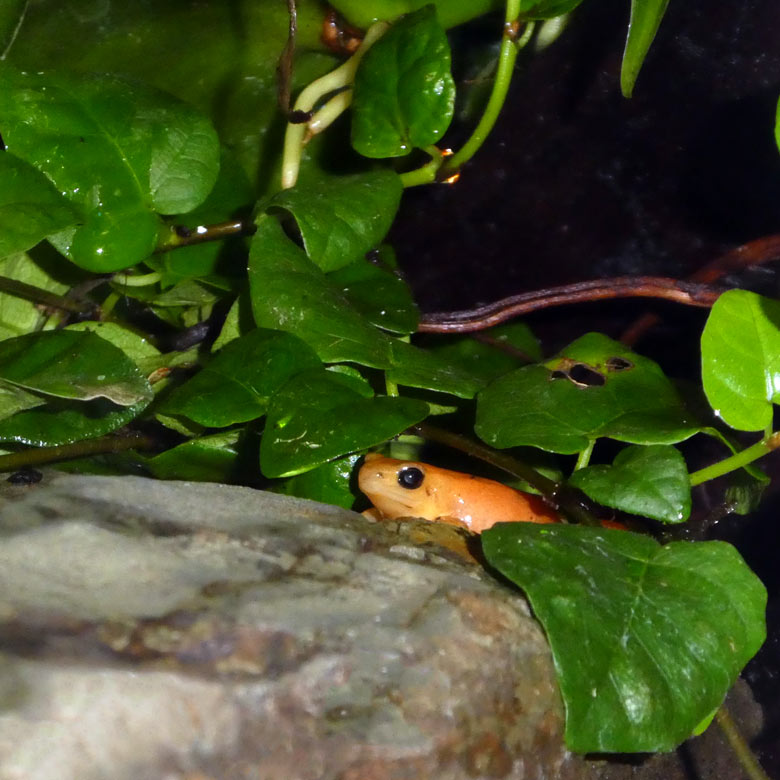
[358,454,559,533]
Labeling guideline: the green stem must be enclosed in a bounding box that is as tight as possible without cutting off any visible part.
[112,271,161,288]
[689,432,780,487]
[715,705,770,780]
[0,432,155,472]
[441,0,531,176]
[399,145,445,188]
[574,440,594,471]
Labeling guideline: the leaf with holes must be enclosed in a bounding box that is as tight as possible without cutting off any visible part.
[476,333,700,454]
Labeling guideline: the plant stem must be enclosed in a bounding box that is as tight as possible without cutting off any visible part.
[155,220,252,253]
[0,275,94,315]
[440,0,531,176]
[399,146,445,188]
[0,432,155,472]
[112,271,161,288]
[574,440,594,471]
[715,705,770,780]
[689,432,780,487]
[418,276,724,332]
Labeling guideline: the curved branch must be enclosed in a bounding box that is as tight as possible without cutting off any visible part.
[418,276,724,333]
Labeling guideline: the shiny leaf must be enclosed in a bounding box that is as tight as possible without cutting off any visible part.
[352,5,455,158]
[160,328,321,427]
[0,151,80,257]
[621,0,671,97]
[0,67,219,271]
[476,333,700,454]
[0,330,152,406]
[266,171,403,272]
[569,444,691,523]
[261,367,428,477]
[701,289,780,431]
[482,524,766,752]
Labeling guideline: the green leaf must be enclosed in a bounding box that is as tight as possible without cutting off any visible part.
[159,328,321,427]
[329,247,419,334]
[0,330,152,406]
[260,367,428,477]
[775,94,780,155]
[265,171,403,272]
[330,0,501,29]
[0,252,70,339]
[272,452,361,509]
[387,340,486,398]
[0,397,148,446]
[425,322,540,384]
[569,444,691,523]
[476,333,700,454]
[481,524,766,752]
[148,149,254,287]
[66,321,160,364]
[0,151,80,257]
[146,431,242,482]
[0,67,219,271]
[620,0,671,98]
[249,214,394,366]
[516,0,586,20]
[352,5,455,158]
[701,289,780,431]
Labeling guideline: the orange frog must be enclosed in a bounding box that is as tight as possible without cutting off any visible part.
[358,453,560,533]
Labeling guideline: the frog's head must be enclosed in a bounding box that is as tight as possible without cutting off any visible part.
[358,453,439,520]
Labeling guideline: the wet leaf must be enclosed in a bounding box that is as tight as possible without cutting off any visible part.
[701,289,780,431]
[160,328,321,427]
[249,214,394,366]
[0,67,219,271]
[476,333,700,454]
[266,171,403,272]
[261,367,428,477]
[482,524,766,752]
[0,151,80,258]
[0,330,152,406]
[352,5,455,158]
[569,444,691,523]
[621,0,671,97]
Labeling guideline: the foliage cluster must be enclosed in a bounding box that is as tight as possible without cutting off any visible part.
[0,0,775,757]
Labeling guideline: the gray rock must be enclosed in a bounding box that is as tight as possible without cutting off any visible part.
[0,473,762,780]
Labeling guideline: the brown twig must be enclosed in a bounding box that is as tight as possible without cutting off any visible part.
[0,275,95,315]
[0,432,156,473]
[418,276,724,333]
[277,0,298,115]
[622,233,780,344]
[156,220,254,253]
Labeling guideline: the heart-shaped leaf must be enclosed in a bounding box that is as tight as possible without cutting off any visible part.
[352,5,455,158]
[569,444,691,523]
[482,524,766,752]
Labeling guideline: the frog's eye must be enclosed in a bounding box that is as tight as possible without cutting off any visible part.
[398,467,424,489]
